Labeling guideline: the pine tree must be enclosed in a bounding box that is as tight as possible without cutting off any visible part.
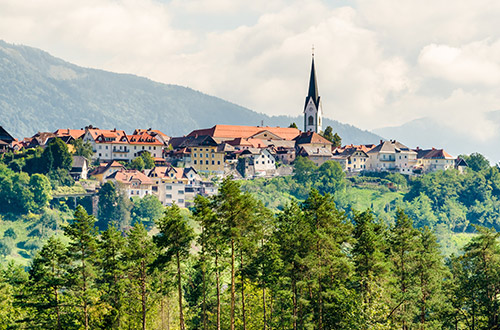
[414,227,449,328]
[23,237,69,329]
[124,222,157,330]
[192,194,224,330]
[387,209,419,329]
[301,189,356,329]
[213,177,257,330]
[351,210,391,328]
[64,205,98,330]
[154,204,195,330]
[98,225,126,329]
[450,226,500,329]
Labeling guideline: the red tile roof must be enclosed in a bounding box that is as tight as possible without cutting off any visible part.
[54,129,85,140]
[107,170,153,185]
[187,125,300,141]
[127,132,163,145]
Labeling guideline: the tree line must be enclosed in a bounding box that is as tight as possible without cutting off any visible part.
[1,178,500,329]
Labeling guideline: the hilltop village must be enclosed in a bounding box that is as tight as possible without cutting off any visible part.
[0,56,467,208]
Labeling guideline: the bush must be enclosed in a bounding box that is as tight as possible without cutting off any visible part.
[3,228,17,239]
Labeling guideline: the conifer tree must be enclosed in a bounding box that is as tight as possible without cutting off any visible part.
[155,204,195,330]
[25,236,69,329]
[415,227,450,327]
[388,209,419,329]
[98,225,126,329]
[125,222,156,330]
[352,210,391,328]
[192,194,223,330]
[64,205,98,330]
[450,226,500,329]
[213,177,256,330]
[301,189,356,329]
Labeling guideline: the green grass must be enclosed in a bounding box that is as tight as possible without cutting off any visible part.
[0,211,70,267]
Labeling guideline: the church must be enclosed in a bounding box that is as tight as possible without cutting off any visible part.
[303,53,323,134]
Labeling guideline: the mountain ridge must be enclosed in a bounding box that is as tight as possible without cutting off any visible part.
[0,40,381,144]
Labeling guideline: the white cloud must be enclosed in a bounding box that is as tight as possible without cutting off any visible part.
[419,41,500,85]
[0,0,499,146]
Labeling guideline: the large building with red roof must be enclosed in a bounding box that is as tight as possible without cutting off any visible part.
[82,126,164,162]
[187,124,301,142]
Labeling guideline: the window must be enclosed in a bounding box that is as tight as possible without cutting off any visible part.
[206,160,209,165]
[166,194,172,199]
[194,160,197,164]
[178,190,184,195]
[105,146,108,149]
[178,199,184,203]
[194,153,197,157]
[308,115,314,126]
[217,161,220,165]
[212,161,214,165]
[206,154,209,158]
[99,145,102,149]
[166,185,172,190]
[149,147,151,150]
[212,154,214,158]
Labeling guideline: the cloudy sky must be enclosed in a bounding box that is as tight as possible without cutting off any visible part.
[1,0,500,142]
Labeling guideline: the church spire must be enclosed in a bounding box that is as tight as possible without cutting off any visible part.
[307,54,319,107]
[303,49,323,133]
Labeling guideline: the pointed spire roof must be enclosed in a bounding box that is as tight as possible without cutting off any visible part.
[305,54,320,110]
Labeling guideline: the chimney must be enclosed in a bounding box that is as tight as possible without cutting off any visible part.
[380,140,383,144]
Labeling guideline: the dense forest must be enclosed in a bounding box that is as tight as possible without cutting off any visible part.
[2,140,500,328]
[1,178,500,329]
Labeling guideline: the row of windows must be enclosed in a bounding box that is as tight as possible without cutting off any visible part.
[130,190,149,195]
[193,153,217,158]
[193,160,221,165]
[193,148,212,152]
[99,145,158,150]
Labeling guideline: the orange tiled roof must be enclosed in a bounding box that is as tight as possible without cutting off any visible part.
[133,129,169,140]
[127,132,163,145]
[90,161,125,175]
[107,170,153,185]
[148,166,169,178]
[54,129,85,139]
[187,125,301,141]
[87,128,127,142]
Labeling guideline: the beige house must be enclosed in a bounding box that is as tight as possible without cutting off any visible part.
[332,148,369,172]
[414,148,456,173]
[89,161,126,182]
[297,146,333,166]
[366,140,415,174]
[106,169,154,198]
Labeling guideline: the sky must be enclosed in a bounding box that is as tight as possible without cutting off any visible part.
[1,0,500,143]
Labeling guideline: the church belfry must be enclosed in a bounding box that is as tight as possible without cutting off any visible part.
[304,50,322,133]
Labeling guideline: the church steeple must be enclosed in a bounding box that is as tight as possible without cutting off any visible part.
[304,50,322,133]
[307,56,319,108]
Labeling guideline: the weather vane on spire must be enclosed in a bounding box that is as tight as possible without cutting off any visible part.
[312,44,315,57]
